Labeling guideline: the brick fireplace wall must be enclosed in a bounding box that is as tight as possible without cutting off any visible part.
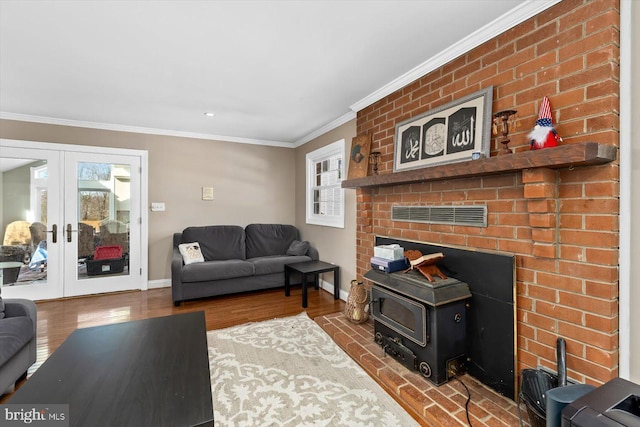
[354,0,620,385]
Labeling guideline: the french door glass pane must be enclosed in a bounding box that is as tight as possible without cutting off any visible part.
[77,162,131,280]
[0,158,49,288]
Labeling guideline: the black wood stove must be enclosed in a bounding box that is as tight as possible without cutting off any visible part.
[365,269,472,385]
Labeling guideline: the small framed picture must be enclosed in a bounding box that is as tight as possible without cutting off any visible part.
[347,133,372,180]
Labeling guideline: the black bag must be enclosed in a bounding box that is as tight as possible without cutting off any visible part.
[519,368,558,427]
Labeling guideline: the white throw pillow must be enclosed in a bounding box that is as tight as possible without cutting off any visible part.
[178,242,205,265]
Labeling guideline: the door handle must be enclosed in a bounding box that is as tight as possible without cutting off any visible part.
[47,224,57,244]
[67,223,73,242]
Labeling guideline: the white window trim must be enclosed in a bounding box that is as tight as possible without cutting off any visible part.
[306,139,345,228]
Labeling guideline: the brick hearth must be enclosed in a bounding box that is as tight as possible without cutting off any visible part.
[316,312,532,427]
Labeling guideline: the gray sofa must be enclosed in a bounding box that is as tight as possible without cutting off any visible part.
[0,298,37,395]
[171,224,318,305]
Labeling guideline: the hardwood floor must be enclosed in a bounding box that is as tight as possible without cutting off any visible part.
[1,286,345,403]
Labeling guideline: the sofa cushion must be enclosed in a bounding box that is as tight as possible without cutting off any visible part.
[181,259,254,282]
[0,316,34,366]
[249,255,311,275]
[245,224,300,259]
[0,297,4,320]
[182,226,245,261]
[286,240,310,256]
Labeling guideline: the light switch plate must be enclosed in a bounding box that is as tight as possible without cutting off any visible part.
[202,187,214,201]
[151,202,165,212]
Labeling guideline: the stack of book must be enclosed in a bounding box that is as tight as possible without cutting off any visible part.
[371,244,408,273]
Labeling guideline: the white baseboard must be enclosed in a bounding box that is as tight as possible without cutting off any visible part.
[146,278,347,300]
[319,279,348,301]
[148,279,171,289]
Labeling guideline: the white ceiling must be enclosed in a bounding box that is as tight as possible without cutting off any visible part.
[0,1,559,147]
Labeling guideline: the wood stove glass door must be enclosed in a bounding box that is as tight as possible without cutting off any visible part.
[372,286,427,347]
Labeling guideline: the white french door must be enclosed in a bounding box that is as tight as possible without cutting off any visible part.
[62,151,142,296]
[0,139,148,300]
[0,145,63,300]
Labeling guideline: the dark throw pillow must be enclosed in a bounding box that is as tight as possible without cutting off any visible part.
[286,240,310,256]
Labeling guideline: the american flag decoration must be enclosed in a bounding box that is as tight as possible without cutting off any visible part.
[529,96,562,150]
[537,96,553,127]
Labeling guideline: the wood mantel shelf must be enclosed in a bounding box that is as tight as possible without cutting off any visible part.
[342,142,617,189]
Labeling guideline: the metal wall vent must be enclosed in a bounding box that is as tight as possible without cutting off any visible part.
[392,205,487,227]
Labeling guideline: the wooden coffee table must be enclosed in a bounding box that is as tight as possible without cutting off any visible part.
[284,260,340,308]
[9,311,214,427]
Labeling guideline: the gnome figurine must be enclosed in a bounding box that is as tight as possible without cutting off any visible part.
[529,96,562,150]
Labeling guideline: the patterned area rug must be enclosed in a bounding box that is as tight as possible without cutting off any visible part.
[207,312,419,426]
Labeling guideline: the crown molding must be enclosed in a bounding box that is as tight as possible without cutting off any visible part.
[0,112,293,148]
[293,111,356,147]
[349,0,563,113]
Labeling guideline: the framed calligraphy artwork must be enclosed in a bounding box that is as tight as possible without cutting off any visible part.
[393,86,493,172]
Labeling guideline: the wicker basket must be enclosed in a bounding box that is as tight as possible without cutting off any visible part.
[344,280,370,324]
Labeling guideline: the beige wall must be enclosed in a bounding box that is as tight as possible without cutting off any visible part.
[0,119,296,281]
[294,119,357,296]
[2,162,33,232]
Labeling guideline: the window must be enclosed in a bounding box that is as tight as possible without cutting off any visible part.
[77,162,131,224]
[30,164,48,223]
[306,139,345,228]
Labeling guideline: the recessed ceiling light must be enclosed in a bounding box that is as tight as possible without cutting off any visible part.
[204,112,215,117]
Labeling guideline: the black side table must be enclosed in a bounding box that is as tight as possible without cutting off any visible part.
[284,260,340,308]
